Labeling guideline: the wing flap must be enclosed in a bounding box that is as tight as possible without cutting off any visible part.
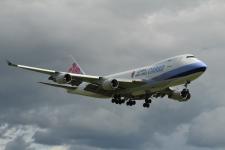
[39,82,77,90]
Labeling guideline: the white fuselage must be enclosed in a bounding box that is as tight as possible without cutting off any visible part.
[67,54,207,98]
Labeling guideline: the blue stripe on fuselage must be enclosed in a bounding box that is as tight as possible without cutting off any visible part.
[147,62,207,83]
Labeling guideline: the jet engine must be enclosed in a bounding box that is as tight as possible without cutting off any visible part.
[49,73,72,84]
[102,79,119,90]
[168,89,191,102]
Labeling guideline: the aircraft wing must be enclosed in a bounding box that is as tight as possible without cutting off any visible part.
[7,60,145,89]
[7,60,56,75]
[7,60,99,81]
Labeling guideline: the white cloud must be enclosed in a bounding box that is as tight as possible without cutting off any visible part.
[49,145,70,150]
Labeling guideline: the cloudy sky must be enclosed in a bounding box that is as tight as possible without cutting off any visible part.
[1,0,225,150]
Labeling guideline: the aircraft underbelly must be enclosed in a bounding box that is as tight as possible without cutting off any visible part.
[167,71,203,87]
[129,71,204,96]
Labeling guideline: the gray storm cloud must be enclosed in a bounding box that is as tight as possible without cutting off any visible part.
[5,136,33,150]
[1,0,225,150]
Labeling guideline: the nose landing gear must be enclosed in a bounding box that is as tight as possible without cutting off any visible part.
[181,81,191,100]
[181,89,191,100]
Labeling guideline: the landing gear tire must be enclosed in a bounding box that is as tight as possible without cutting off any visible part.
[186,92,191,100]
[143,103,150,108]
[181,89,190,97]
[181,89,189,97]
[181,89,191,100]
[112,95,122,105]
[111,99,116,103]
[126,101,131,106]
[145,97,152,103]
[144,96,151,108]
[121,99,125,104]
[126,100,136,106]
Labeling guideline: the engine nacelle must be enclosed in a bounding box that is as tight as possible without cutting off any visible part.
[49,73,72,84]
[102,79,119,90]
[168,90,191,102]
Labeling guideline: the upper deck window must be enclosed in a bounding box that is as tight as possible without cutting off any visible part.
[186,56,195,58]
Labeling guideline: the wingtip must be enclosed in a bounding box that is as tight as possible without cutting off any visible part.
[6,60,17,67]
[6,60,11,65]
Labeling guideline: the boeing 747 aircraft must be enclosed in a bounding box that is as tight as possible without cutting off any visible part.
[7,54,207,108]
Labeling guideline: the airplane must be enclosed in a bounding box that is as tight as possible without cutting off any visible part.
[7,54,207,108]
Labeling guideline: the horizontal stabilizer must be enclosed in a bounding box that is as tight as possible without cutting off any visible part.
[38,82,77,90]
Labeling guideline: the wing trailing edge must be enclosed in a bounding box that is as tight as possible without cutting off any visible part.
[38,82,77,90]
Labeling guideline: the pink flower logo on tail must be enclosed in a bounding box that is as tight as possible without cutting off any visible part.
[68,63,81,74]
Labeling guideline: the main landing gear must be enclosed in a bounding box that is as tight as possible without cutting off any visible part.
[143,96,152,108]
[111,95,125,104]
[126,100,136,106]
[111,95,136,106]
[111,94,152,108]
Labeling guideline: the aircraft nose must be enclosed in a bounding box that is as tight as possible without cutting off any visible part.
[197,60,207,72]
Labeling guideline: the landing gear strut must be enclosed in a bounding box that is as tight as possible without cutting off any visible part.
[185,80,191,88]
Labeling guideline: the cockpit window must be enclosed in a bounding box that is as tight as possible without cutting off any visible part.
[186,56,195,58]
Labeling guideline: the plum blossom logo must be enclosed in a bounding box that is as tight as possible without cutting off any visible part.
[68,63,81,74]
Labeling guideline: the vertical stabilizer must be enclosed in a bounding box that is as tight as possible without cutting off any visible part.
[68,56,85,74]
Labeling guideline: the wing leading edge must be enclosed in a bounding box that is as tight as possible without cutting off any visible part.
[7,60,56,75]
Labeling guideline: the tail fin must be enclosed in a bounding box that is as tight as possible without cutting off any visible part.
[67,56,85,74]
